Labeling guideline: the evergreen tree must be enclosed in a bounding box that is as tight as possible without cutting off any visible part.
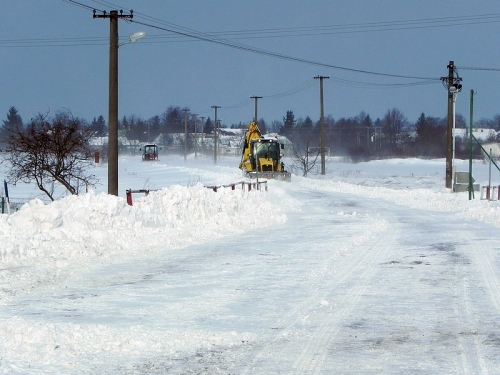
[2,106,23,142]
[204,117,214,134]
[162,106,184,133]
[257,118,267,134]
[281,110,296,134]
[90,115,107,136]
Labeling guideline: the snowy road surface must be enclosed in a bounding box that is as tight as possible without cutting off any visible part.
[1,156,500,373]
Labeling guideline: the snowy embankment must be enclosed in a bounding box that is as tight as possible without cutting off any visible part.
[300,177,500,228]
[0,179,295,373]
[0,180,295,307]
[0,183,291,262]
[295,157,500,228]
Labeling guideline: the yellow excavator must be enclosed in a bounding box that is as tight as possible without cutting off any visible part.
[239,121,291,182]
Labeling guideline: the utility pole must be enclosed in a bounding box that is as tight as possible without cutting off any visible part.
[211,106,220,164]
[93,9,133,196]
[182,108,189,161]
[469,90,475,201]
[192,113,199,158]
[314,75,329,175]
[250,96,262,123]
[200,116,206,154]
[441,61,462,189]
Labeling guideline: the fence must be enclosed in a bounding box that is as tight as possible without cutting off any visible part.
[126,180,268,206]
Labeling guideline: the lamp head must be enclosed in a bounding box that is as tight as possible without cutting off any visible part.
[129,31,146,43]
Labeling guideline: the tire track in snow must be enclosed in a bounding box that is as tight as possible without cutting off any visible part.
[473,242,500,312]
[458,236,500,375]
[239,211,392,374]
[455,256,485,375]
[291,221,396,374]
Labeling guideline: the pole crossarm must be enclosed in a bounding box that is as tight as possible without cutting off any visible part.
[93,9,133,20]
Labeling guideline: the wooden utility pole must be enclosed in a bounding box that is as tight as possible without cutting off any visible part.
[93,9,133,195]
[250,96,262,123]
[192,113,199,158]
[445,62,454,189]
[200,116,206,154]
[211,106,220,164]
[182,108,189,161]
[314,76,329,175]
[441,61,462,189]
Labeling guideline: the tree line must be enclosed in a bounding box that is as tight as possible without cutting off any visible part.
[276,108,500,162]
[4,105,500,159]
[1,104,499,199]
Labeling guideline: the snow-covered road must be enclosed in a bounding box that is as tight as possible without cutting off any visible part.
[1,156,500,373]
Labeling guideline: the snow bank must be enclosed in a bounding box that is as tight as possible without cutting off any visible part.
[0,315,255,374]
[0,183,291,263]
[298,175,500,228]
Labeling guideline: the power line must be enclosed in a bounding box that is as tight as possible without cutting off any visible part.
[264,80,317,99]
[131,13,500,41]
[0,36,108,48]
[458,66,500,72]
[70,1,442,89]
[64,0,102,11]
[61,0,441,81]
[130,18,439,82]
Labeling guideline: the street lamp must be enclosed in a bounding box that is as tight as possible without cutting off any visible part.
[119,31,146,47]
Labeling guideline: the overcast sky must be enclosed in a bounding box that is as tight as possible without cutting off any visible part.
[2,0,500,127]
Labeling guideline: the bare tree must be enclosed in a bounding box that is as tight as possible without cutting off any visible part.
[381,108,408,149]
[1,111,97,201]
[288,128,320,177]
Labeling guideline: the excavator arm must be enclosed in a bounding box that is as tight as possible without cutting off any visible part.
[239,121,262,172]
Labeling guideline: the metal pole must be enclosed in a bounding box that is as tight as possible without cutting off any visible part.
[469,89,474,200]
[108,11,119,196]
[452,91,457,174]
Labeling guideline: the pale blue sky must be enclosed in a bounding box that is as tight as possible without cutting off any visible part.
[2,0,500,127]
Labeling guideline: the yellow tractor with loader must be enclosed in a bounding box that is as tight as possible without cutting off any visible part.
[239,121,291,181]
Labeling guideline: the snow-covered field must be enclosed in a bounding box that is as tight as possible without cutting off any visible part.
[1,154,500,374]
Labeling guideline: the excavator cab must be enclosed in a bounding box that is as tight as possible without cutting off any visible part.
[253,141,281,172]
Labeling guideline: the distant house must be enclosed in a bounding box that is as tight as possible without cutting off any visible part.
[453,128,497,142]
[482,142,500,158]
[89,135,141,154]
